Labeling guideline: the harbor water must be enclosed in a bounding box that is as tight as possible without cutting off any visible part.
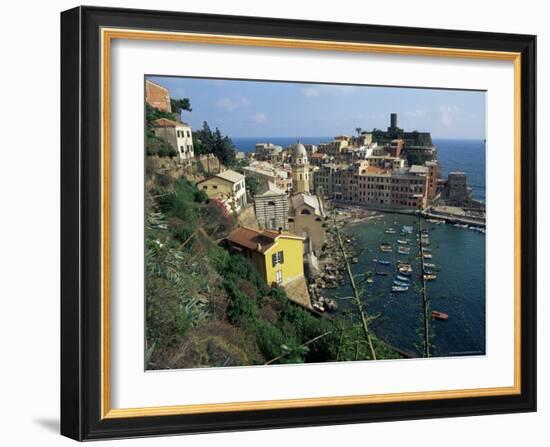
[328,213,486,358]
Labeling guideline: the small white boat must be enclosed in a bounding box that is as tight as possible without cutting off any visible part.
[393,279,409,287]
[392,285,409,292]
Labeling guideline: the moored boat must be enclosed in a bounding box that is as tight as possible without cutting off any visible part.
[423,274,437,280]
[393,280,409,287]
[396,274,410,282]
[380,242,392,252]
[392,285,409,292]
[385,228,397,234]
[432,310,449,320]
[398,246,411,254]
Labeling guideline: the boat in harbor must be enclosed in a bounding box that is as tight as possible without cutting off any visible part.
[373,258,391,265]
[392,285,409,292]
[393,280,409,287]
[398,267,412,275]
[385,228,397,234]
[432,310,449,320]
[422,252,433,259]
[396,274,410,282]
[397,239,409,245]
[401,225,414,235]
[424,263,437,268]
[380,242,392,252]
[423,274,437,280]
[398,246,411,254]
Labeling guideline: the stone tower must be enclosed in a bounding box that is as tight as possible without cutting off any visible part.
[291,141,310,193]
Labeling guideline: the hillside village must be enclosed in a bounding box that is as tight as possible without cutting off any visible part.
[144,79,484,368]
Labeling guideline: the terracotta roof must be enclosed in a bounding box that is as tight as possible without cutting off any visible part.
[310,153,327,159]
[226,227,302,254]
[151,118,190,128]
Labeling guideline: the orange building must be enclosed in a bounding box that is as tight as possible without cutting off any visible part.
[145,80,172,112]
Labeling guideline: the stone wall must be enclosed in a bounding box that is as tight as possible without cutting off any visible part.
[145,80,172,112]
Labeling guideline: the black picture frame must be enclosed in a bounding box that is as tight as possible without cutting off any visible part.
[61,5,537,441]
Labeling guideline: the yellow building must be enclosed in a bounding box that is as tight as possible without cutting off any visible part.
[225,227,304,287]
[197,170,247,214]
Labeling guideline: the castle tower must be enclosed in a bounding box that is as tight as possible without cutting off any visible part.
[390,112,398,129]
[291,142,310,193]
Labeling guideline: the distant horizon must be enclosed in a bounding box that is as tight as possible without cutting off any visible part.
[229,135,486,141]
[147,76,486,140]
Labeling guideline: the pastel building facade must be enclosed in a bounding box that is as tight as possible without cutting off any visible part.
[224,227,304,288]
[197,170,247,214]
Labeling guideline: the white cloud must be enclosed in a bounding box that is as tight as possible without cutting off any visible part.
[301,87,320,98]
[254,112,267,123]
[217,97,251,112]
[439,105,460,128]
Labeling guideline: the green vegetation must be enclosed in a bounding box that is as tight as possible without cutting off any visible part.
[146,134,178,157]
[145,98,192,158]
[192,121,237,166]
[170,98,192,114]
[145,167,402,369]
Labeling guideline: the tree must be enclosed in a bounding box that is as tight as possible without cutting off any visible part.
[355,127,362,137]
[192,121,237,166]
[170,98,192,114]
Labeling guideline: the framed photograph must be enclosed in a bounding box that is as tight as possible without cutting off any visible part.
[60,6,536,441]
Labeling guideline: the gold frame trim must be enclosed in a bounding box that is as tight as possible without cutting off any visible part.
[100,28,522,420]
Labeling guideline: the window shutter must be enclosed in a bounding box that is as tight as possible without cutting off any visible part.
[272,253,277,267]
[279,251,284,264]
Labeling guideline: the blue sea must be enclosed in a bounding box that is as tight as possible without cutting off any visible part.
[233,137,486,202]
[327,214,486,358]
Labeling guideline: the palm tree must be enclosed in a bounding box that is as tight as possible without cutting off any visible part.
[355,127,362,137]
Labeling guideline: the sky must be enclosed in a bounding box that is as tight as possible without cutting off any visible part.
[147,76,486,140]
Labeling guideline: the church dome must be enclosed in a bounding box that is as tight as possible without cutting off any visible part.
[293,142,307,158]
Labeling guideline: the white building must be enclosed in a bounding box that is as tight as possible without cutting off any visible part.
[150,118,194,161]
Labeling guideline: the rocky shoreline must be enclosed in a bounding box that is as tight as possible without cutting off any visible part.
[307,205,381,312]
